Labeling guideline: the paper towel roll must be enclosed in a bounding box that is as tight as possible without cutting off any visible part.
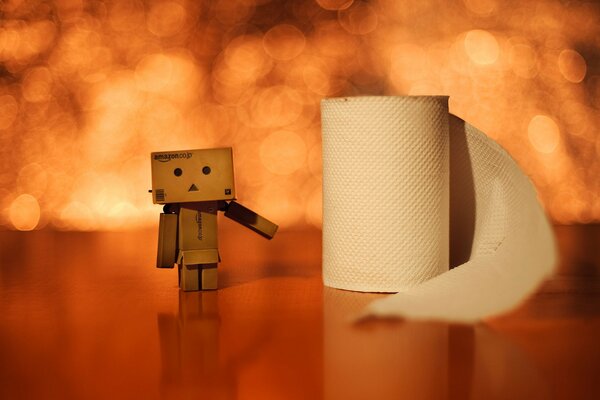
[322,96,449,292]
[321,96,557,322]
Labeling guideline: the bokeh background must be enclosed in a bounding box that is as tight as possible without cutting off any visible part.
[1,0,598,231]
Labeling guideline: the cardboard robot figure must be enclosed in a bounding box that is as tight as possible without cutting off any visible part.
[150,148,278,291]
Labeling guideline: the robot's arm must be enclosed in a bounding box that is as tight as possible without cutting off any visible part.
[221,201,278,239]
[157,204,179,268]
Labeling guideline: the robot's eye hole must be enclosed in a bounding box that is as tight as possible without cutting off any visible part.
[202,166,211,175]
[173,168,182,176]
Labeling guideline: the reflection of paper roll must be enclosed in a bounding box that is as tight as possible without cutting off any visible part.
[324,288,449,399]
[321,96,556,322]
[323,289,548,400]
[322,96,449,292]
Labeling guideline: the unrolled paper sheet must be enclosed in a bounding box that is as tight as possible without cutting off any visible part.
[321,96,556,322]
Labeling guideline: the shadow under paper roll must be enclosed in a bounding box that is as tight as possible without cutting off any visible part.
[448,115,476,269]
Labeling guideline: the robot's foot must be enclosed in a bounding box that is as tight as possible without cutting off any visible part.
[179,264,218,291]
[200,267,218,290]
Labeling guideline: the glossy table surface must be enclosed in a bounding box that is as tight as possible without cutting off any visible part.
[0,223,599,399]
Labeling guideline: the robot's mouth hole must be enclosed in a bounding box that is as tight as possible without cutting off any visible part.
[188,184,199,192]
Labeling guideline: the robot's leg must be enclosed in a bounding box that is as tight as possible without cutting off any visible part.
[200,264,218,290]
[179,262,217,291]
[180,263,201,291]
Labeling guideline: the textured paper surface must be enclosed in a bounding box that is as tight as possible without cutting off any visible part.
[321,96,556,322]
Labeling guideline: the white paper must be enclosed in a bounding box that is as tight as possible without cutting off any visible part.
[321,96,556,322]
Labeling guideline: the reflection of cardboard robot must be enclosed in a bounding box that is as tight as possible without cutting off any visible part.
[150,148,278,290]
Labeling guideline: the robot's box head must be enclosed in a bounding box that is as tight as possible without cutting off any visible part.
[151,148,236,204]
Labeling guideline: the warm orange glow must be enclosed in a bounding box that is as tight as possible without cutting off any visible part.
[303,59,342,96]
[317,0,354,11]
[134,51,202,102]
[147,1,188,38]
[508,42,538,79]
[463,0,497,16]
[338,2,379,35]
[253,183,304,228]
[17,163,48,199]
[389,44,430,92]
[260,130,307,175]
[0,20,56,63]
[0,0,598,229]
[528,115,560,154]
[9,194,40,231]
[213,0,256,25]
[558,49,587,83]
[22,67,54,103]
[305,187,323,228]
[464,30,500,65]
[0,95,19,129]
[307,144,323,178]
[263,24,306,61]
[59,201,95,230]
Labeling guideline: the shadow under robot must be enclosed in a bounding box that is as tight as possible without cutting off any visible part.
[150,148,278,291]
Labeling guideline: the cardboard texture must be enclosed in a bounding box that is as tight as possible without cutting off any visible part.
[151,148,278,291]
[151,148,235,204]
[157,213,178,268]
[224,201,278,239]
